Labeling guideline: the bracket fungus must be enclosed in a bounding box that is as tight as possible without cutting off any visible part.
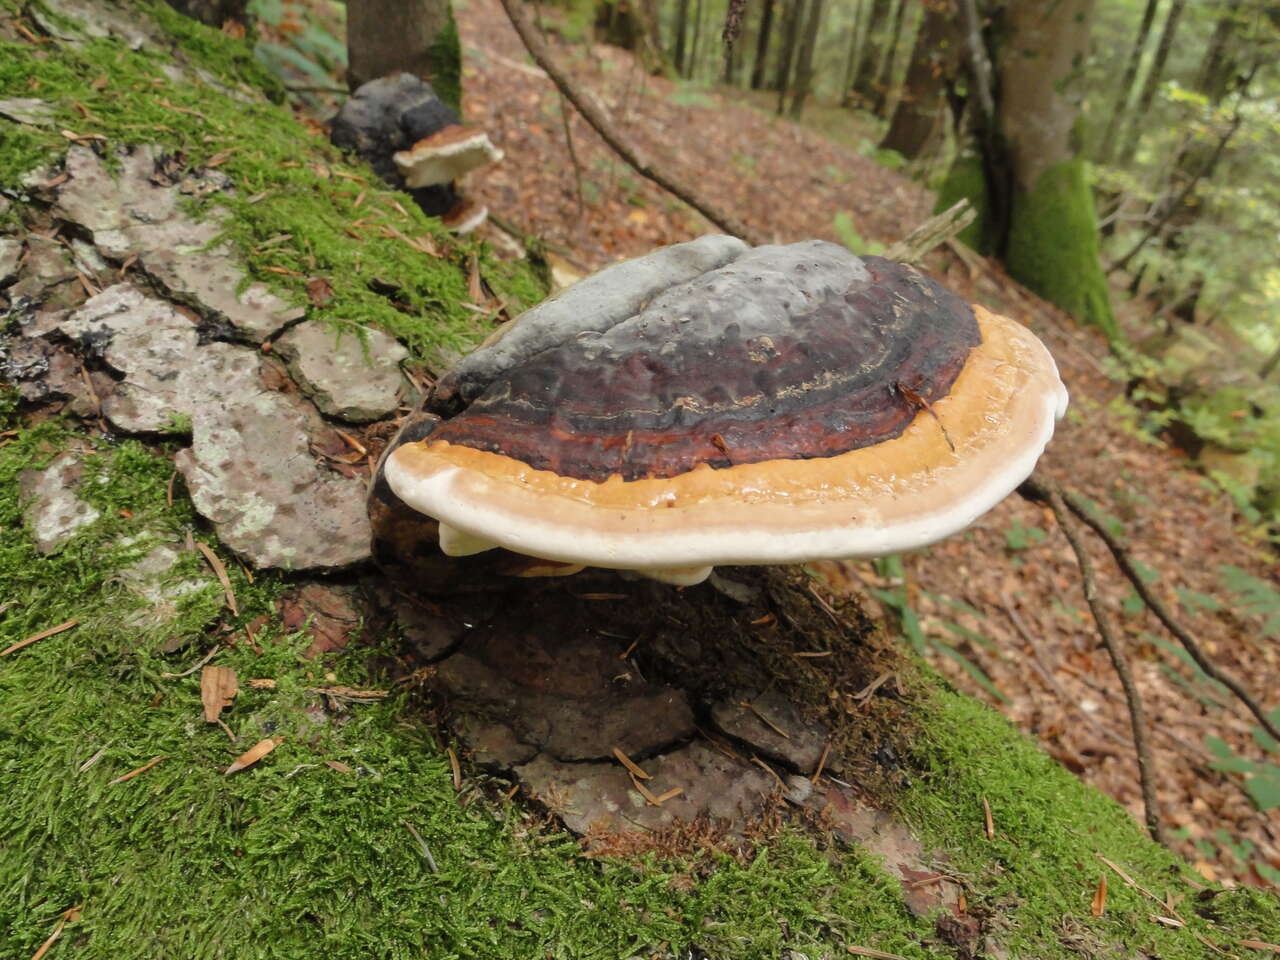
[381,236,1068,587]
[330,73,501,231]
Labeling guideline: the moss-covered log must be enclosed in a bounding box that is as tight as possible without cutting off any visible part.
[0,4,1276,959]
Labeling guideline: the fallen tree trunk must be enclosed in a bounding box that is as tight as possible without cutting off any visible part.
[0,4,1276,958]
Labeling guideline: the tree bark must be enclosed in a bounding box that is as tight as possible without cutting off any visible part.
[1114,0,1186,167]
[848,0,892,109]
[839,0,866,106]
[674,0,692,76]
[346,0,461,113]
[959,0,1116,337]
[879,0,960,158]
[751,0,777,89]
[788,0,825,118]
[772,0,802,106]
[871,0,911,116]
[689,0,706,78]
[1095,0,1160,165]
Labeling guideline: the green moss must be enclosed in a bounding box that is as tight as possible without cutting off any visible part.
[904,688,1280,958]
[0,1,546,373]
[935,152,992,254]
[1005,158,1118,340]
[0,426,942,960]
[427,6,462,116]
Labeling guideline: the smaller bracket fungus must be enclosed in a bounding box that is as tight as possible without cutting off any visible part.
[384,237,1069,587]
[393,126,504,190]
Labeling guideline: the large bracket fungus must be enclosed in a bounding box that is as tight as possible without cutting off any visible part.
[377,237,1068,587]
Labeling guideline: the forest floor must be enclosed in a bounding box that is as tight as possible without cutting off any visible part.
[440,0,1280,889]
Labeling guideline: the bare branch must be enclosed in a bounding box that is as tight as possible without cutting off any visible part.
[1059,488,1280,745]
[1022,476,1165,846]
[883,200,976,264]
[497,0,763,244]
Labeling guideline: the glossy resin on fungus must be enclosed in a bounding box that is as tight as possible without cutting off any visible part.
[385,237,1069,586]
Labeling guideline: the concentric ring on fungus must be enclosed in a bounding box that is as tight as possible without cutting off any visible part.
[386,237,1069,586]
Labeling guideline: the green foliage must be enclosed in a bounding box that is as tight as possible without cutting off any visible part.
[1006,159,1118,340]
[934,153,990,253]
[426,6,462,115]
[1003,519,1047,552]
[871,558,1006,704]
[1206,734,1280,812]
[1217,564,1280,637]
[0,2,547,374]
[832,211,886,256]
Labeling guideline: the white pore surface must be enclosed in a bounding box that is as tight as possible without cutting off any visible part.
[394,135,504,188]
[385,371,1068,578]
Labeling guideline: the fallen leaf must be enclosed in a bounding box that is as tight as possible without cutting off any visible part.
[224,736,283,775]
[0,617,78,657]
[1091,875,1107,917]
[305,275,333,306]
[325,760,353,773]
[248,678,276,690]
[846,946,906,959]
[612,746,651,780]
[109,755,166,785]
[200,665,238,722]
[982,797,994,841]
[195,541,237,616]
[1240,941,1280,953]
[308,685,388,702]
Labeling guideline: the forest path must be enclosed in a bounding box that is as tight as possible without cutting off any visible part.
[452,0,1279,888]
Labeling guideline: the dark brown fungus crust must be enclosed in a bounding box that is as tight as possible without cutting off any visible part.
[429,245,980,482]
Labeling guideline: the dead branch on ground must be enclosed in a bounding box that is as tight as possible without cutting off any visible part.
[498,0,763,244]
[1022,476,1166,846]
[1059,488,1280,744]
[883,200,976,265]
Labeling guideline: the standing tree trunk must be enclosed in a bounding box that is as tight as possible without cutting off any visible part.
[788,0,826,118]
[1095,0,1160,164]
[689,0,706,79]
[674,0,692,76]
[840,0,866,106]
[1114,0,1186,167]
[879,0,961,159]
[751,0,778,89]
[997,0,1115,336]
[346,0,462,113]
[773,0,802,106]
[871,0,911,116]
[848,0,892,109]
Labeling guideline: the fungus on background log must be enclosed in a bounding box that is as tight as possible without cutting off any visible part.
[329,73,502,232]
[375,237,1068,587]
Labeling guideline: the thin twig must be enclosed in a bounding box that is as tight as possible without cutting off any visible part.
[558,97,586,221]
[1059,489,1280,744]
[497,0,761,243]
[1022,476,1165,846]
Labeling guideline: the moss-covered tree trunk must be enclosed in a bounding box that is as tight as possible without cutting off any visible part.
[346,0,462,112]
[2,4,1278,958]
[936,0,1116,339]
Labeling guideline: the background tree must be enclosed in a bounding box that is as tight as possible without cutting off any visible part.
[847,0,891,109]
[870,0,912,115]
[1113,0,1187,167]
[879,0,961,158]
[750,0,778,88]
[1095,0,1161,165]
[788,0,825,117]
[346,0,462,111]
[938,0,1115,336]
